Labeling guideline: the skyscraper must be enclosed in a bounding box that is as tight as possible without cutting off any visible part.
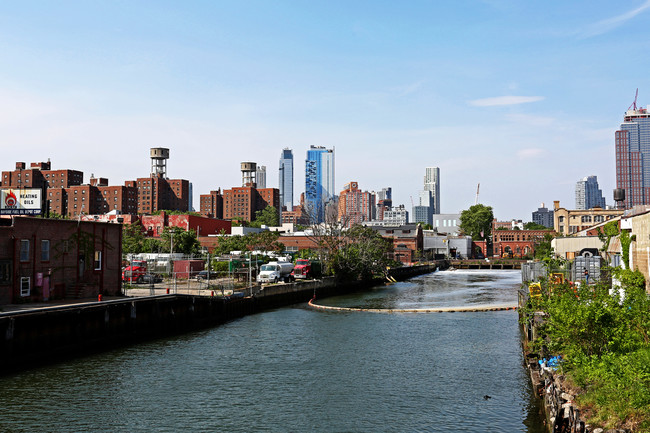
[423,167,440,214]
[616,103,650,208]
[575,176,606,210]
[305,145,335,223]
[256,165,267,188]
[279,148,293,210]
[412,190,433,225]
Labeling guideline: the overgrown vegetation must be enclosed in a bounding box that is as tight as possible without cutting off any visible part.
[524,269,650,431]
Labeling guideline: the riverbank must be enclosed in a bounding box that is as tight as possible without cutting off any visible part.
[0,262,443,373]
[518,274,650,433]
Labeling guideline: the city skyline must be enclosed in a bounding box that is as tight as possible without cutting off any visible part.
[2,2,649,219]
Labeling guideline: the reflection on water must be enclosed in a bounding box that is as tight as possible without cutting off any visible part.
[0,270,545,433]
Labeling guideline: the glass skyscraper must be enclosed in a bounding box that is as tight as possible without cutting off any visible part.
[305,145,335,223]
[279,148,293,210]
[424,167,440,214]
[616,105,650,208]
[575,175,606,210]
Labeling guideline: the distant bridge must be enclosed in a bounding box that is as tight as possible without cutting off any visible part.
[449,259,523,270]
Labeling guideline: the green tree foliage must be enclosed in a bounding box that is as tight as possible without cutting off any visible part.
[245,231,284,252]
[328,225,392,280]
[598,220,620,252]
[122,222,146,254]
[524,221,548,230]
[250,206,280,228]
[159,227,201,255]
[459,204,494,240]
[526,269,650,429]
[534,233,555,261]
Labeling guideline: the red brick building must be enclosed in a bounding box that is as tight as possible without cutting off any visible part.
[128,174,191,215]
[2,161,140,217]
[371,224,422,265]
[338,181,374,228]
[139,212,231,237]
[492,229,553,258]
[0,217,123,304]
[199,189,224,219]
[201,186,280,222]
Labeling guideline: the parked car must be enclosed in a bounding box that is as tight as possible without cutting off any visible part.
[196,270,219,280]
[138,274,163,284]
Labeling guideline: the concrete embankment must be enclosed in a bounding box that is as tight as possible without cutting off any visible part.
[0,262,444,373]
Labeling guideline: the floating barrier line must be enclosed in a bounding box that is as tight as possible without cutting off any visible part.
[307,298,517,313]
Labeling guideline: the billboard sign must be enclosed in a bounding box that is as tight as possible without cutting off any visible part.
[0,188,43,215]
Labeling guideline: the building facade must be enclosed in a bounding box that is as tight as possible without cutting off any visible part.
[279,148,294,211]
[553,200,623,235]
[424,167,440,214]
[412,190,433,225]
[305,145,335,223]
[615,104,650,208]
[256,165,267,189]
[532,203,554,228]
[337,181,374,227]
[575,175,606,210]
[1,161,139,217]
[0,217,122,304]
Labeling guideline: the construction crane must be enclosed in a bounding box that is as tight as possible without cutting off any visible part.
[629,88,639,111]
[475,183,480,205]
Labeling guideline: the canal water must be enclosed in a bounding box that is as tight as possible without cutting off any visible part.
[0,269,545,432]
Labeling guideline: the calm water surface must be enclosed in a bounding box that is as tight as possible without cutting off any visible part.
[0,269,545,432]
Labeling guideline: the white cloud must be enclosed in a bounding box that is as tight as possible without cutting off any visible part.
[580,0,650,38]
[468,96,545,107]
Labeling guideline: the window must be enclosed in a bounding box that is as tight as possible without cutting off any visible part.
[41,240,50,261]
[94,251,102,270]
[0,260,11,284]
[20,240,29,261]
[20,277,30,297]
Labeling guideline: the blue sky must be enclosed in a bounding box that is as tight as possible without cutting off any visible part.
[1,1,649,220]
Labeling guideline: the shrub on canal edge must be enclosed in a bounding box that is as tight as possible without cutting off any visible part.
[523,268,650,432]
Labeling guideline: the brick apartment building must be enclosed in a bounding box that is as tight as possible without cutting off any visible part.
[2,160,191,217]
[338,181,374,228]
[200,186,280,222]
[0,217,122,304]
[127,175,190,215]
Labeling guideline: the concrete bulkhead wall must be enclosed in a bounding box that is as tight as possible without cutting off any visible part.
[0,262,445,374]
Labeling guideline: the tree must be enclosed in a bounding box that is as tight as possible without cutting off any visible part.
[328,225,393,280]
[250,206,280,228]
[160,227,201,255]
[246,231,284,253]
[459,204,494,241]
[122,222,146,254]
[524,221,547,230]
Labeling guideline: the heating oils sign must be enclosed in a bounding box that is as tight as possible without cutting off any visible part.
[1,188,43,215]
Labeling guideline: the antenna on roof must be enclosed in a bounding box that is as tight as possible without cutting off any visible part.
[628,88,639,111]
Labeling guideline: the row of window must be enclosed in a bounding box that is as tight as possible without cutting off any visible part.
[19,240,102,269]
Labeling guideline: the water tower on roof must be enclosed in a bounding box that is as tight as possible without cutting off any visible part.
[150,148,170,178]
[241,162,257,187]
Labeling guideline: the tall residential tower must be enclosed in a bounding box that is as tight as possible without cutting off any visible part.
[575,175,606,210]
[305,145,335,223]
[616,102,650,208]
[279,148,293,210]
[424,167,440,214]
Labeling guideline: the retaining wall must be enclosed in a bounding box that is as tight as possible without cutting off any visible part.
[0,263,444,373]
